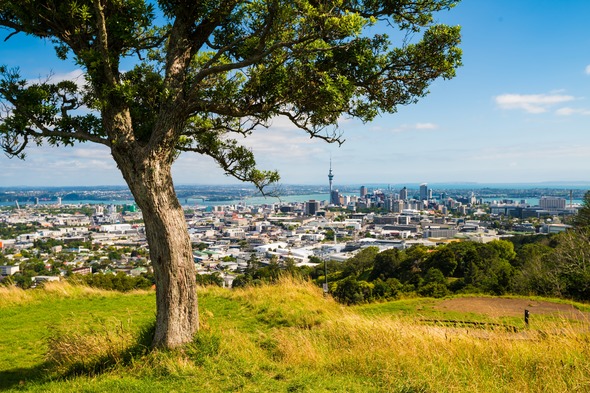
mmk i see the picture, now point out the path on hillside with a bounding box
[434,297,590,321]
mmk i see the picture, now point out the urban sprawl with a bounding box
[0,177,582,289]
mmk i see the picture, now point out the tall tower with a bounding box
[328,159,334,202]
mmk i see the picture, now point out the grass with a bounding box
[1,280,590,392]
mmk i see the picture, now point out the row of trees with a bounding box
[227,228,590,305]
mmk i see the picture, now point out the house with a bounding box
[71,266,92,275]
[0,265,19,275]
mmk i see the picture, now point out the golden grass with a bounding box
[10,278,590,392]
[268,309,590,392]
[0,281,151,308]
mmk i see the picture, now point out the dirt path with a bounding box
[434,297,590,321]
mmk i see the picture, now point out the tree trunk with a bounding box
[113,149,199,349]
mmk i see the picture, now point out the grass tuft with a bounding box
[45,317,146,376]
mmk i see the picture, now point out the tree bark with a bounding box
[113,147,199,349]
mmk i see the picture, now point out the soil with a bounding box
[434,297,590,321]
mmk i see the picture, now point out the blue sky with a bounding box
[1,0,590,187]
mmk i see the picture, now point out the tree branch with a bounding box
[92,0,117,86]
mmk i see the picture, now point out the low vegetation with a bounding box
[230,229,590,306]
[1,279,589,392]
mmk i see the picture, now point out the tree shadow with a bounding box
[0,362,52,390]
[0,321,157,390]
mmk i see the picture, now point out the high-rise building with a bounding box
[539,196,566,210]
[360,186,367,198]
[331,190,340,206]
[305,200,320,216]
[420,183,428,201]
[393,200,404,213]
[400,186,408,200]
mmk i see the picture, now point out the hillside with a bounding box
[1,280,589,392]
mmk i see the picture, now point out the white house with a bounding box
[0,265,19,275]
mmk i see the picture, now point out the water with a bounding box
[0,194,331,208]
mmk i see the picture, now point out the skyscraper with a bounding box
[331,190,341,206]
[360,186,367,198]
[400,186,408,201]
[420,183,428,201]
[305,200,320,216]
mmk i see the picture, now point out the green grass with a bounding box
[1,281,590,392]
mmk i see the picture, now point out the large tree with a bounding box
[0,0,461,348]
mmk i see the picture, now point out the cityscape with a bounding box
[1,160,586,288]
[4,0,590,390]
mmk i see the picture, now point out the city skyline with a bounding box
[2,1,590,186]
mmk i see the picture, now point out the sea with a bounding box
[1,182,588,208]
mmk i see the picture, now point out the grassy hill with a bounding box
[1,280,589,392]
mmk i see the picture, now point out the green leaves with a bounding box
[0,66,105,156]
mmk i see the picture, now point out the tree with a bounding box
[369,248,402,281]
[342,246,378,277]
[0,1,461,348]
[424,246,457,276]
[574,191,590,228]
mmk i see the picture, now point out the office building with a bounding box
[360,186,367,198]
[419,183,428,201]
[399,187,408,200]
[305,200,320,216]
[331,190,340,206]
[539,196,566,210]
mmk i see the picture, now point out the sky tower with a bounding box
[328,159,334,198]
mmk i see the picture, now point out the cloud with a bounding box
[586,65,590,75]
[469,145,590,161]
[28,69,87,90]
[390,123,439,133]
[555,107,590,116]
[495,93,575,113]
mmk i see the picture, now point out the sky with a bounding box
[1,0,590,187]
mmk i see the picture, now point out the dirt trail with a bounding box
[434,297,590,321]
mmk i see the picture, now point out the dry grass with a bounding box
[0,281,147,308]
[7,278,590,392]
[269,309,590,392]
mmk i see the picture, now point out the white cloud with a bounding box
[585,65,590,75]
[29,69,87,89]
[555,107,590,116]
[50,69,86,85]
[469,145,590,161]
[415,123,438,130]
[495,93,575,113]
[390,123,439,133]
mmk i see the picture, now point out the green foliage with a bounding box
[342,246,378,276]
[368,248,403,281]
[0,222,40,238]
[332,276,373,305]
[424,247,457,276]
[195,272,224,287]
[573,190,590,228]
